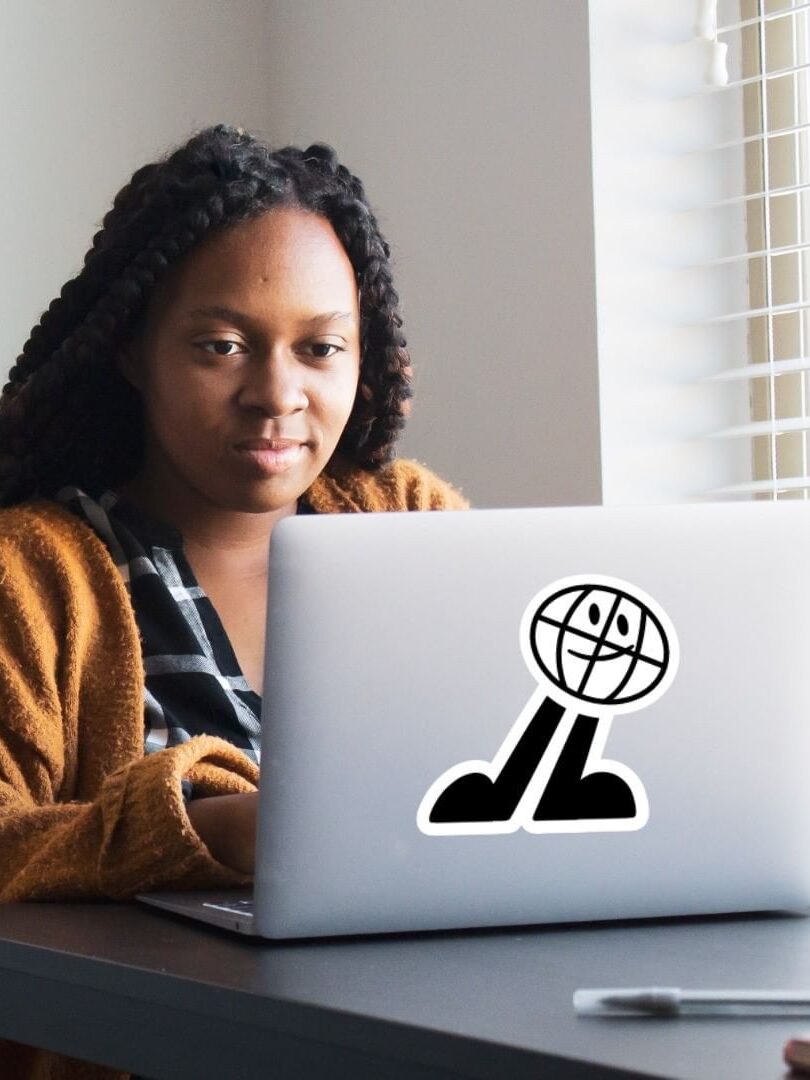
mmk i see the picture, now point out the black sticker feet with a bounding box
[428,771,517,824]
[532,716,637,821]
[428,697,564,824]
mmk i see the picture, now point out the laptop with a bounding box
[138,499,810,938]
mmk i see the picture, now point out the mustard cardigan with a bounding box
[0,456,468,1080]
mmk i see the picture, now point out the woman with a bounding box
[0,124,468,1078]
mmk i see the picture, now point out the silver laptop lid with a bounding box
[255,501,810,938]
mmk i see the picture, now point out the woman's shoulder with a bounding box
[305,456,471,514]
[0,497,123,597]
[0,496,95,548]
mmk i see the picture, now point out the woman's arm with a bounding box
[0,736,259,901]
[0,505,260,901]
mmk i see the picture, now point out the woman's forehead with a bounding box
[191,208,351,276]
[143,208,360,327]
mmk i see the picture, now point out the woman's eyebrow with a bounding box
[186,305,356,326]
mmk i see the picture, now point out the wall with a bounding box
[255,0,602,507]
[3,0,602,509]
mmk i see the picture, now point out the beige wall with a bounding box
[2,0,602,508]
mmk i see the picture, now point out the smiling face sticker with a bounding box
[523,576,678,715]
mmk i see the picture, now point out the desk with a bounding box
[0,904,805,1079]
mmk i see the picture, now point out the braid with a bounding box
[0,124,413,505]
[326,194,412,464]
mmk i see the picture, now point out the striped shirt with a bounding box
[55,485,316,772]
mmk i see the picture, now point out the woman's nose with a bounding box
[239,352,308,417]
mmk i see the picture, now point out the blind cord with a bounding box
[695,0,730,85]
[754,0,780,493]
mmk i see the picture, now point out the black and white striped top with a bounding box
[55,484,316,769]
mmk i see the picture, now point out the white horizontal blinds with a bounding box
[705,0,810,498]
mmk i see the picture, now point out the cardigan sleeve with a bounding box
[0,506,259,902]
[0,738,258,902]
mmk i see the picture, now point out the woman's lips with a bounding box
[233,442,306,475]
[236,438,301,450]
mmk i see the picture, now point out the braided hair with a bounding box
[0,124,413,506]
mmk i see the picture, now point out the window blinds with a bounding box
[702,0,810,498]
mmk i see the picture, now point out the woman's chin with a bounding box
[211,472,316,515]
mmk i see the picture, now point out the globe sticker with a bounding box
[417,575,679,836]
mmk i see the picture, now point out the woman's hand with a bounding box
[185,791,258,875]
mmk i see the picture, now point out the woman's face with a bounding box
[119,207,361,516]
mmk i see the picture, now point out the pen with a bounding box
[573,987,810,1017]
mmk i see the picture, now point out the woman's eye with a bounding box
[309,343,343,360]
[198,340,245,357]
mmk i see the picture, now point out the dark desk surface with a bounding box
[0,903,805,1079]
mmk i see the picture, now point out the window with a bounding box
[708,1,810,498]
[588,0,810,503]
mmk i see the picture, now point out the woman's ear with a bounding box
[116,343,142,390]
